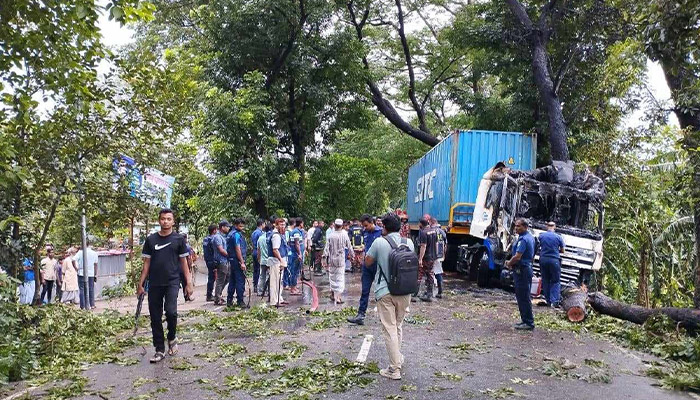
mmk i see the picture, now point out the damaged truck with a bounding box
[406,129,605,288]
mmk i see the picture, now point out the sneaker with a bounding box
[435,293,443,299]
[379,367,401,380]
[206,295,214,302]
[149,351,165,363]
[410,297,417,303]
[514,323,535,331]
[347,314,365,325]
[168,339,179,356]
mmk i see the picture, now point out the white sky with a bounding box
[96,4,678,132]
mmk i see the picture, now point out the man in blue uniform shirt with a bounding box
[538,221,565,307]
[347,214,384,325]
[506,218,536,330]
[226,218,248,308]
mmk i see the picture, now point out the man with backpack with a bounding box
[365,213,417,380]
[348,219,364,273]
[202,224,218,301]
[311,220,326,276]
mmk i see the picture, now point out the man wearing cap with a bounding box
[212,220,230,305]
[538,221,565,308]
[323,219,352,303]
[506,218,536,330]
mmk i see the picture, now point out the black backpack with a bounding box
[378,236,419,295]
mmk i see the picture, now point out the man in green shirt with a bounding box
[365,213,415,380]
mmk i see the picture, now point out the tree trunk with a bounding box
[32,191,62,305]
[505,0,570,162]
[657,59,700,307]
[561,285,587,322]
[288,72,306,214]
[589,292,700,331]
[636,241,650,307]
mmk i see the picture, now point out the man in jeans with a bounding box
[347,214,384,325]
[213,220,230,305]
[73,240,99,310]
[506,218,536,330]
[137,208,193,363]
[251,219,265,294]
[202,224,218,301]
[365,213,414,380]
[538,221,565,307]
[40,248,58,304]
[227,218,248,308]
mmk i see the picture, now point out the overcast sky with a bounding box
[97,4,678,131]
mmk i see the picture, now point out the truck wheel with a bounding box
[477,257,491,288]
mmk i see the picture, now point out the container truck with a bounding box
[406,129,605,288]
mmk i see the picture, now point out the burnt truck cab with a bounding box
[461,161,605,288]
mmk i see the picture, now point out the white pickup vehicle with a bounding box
[463,162,605,288]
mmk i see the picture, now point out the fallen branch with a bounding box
[561,286,587,322]
[588,292,700,331]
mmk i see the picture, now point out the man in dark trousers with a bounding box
[538,221,565,307]
[227,218,248,308]
[506,218,536,330]
[251,219,265,294]
[202,224,218,301]
[417,217,438,302]
[137,208,193,363]
[347,214,384,325]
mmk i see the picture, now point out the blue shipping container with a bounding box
[406,130,536,230]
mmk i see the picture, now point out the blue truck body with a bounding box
[406,130,537,231]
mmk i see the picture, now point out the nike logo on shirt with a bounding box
[154,243,172,250]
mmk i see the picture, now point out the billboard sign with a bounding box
[113,155,175,208]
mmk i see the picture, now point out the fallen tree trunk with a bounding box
[588,292,700,331]
[562,286,587,322]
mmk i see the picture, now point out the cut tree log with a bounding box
[588,292,700,331]
[561,286,588,322]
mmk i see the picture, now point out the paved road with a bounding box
[63,271,694,399]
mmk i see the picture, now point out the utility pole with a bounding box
[78,152,89,309]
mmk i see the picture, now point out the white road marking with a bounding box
[356,334,374,363]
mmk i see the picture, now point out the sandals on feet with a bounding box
[168,339,179,356]
[149,352,165,363]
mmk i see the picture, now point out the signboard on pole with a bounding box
[113,155,175,208]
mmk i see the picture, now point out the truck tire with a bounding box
[477,257,491,288]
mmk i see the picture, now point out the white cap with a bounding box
[334,218,343,226]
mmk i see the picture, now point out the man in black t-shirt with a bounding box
[417,217,438,303]
[138,208,193,363]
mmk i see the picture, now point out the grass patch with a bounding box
[306,307,356,330]
[225,358,377,398]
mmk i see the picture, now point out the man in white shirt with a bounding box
[73,240,99,310]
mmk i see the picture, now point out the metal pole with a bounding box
[81,208,88,309]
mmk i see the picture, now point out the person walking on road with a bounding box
[213,221,230,305]
[226,218,248,308]
[203,224,218,301]
[323,219,352,304]
[40,248,58,304]
[365,213,414,380]
[506,218,536,330]
[431,217,447,299]
[268,218,289,307]
[348,219,364,273]
[347,214,384,325]
[311,221,326,276]
[251,219,265,294]
[73,240,99,310]
[417,218,438,302]
[538,221,565,308]
[137,208,194,363]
